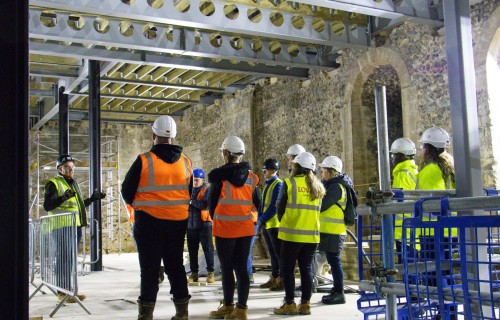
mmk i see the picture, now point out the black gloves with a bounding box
[90,190,106,202]
[61,189,76,201]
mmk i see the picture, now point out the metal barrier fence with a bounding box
[356,189,500,320]
[29,212,91,317]
[79,218,100,276]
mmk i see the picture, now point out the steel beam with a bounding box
[30,0,369,48]
[28,8,337,70]
[29,40,310,79]
[58,84,69,154]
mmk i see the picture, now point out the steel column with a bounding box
[0,1,29,319]
[89,60,103,271]
[443,1,488,317]
[58,84,69,154]
[374,86,396,319]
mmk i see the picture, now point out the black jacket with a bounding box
[121,143,193,208]
[207,162,262,217]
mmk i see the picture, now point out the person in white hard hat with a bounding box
[208,136,262,320]
[286,144,306,173]
[317,155,353,305]
[273,152,325,316]
[121,115,193,320]
[389,138,419,263]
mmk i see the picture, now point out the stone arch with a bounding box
[343,47,416,195]
[474,3,500,188]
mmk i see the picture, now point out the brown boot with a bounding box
[171,295,190,320]
[269,276,285,291]
[298,300,311,315]
[273,301,298,315]
[259,275,277,289]
[224,305,248,320]
[137,300,155,320]
[207,272,215,284]
[188,272,199,283]
[209,300,234,319]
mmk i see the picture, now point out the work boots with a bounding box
[209,300,235,319]
[269,277,284,291]
[224,305,248,320]
[207,272,215,284]
[137,300,155,320]
[321,291,346,305]
[259,275,277,289]
[171,295,191,320]
[273,301,298,315]
[188,272,199,283]
[298,300,311,315]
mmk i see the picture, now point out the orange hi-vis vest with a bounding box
[133,151,192,220]
[197,185,212,222]
[213,171,259,238]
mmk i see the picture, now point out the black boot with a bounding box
[171,295,191,320]
[321,292,345,305]
[138,300,155,320]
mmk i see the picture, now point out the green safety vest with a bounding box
[320,183,347,235]
[278,175,321,244]
[263,177,282,229]
[417,162,457,237]
[392,160,418,241]
[47,176,84,229]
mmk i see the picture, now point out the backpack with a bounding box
[335,181,358,226]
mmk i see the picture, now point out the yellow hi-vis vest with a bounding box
[417,162,457,237]
[278,175,321,243]
[47,176,83,229]
[264,177,282,229]
[392,160,418,241]
[320,183,347,235]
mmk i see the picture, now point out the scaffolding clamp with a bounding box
[369,261,398,297]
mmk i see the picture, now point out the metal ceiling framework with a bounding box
[28,0,443,127]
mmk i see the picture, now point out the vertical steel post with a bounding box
[89,60,103,271]
[374,86,397,319]
[58,83,69,155]
[443,0,488,317]
[0,1,29,318]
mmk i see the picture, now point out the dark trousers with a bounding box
[325,252,343,293]
[215,236,252,307]
[187,226,215,273]
[263,227,281,277]
[280,240,317,303]
[134,210,189,302]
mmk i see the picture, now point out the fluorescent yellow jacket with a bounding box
[320,183,346,235]
[417,162,457,236]
[263,178,282,229]
[47,176,83,229]
[278,175,321,243]
[392,160,418,241]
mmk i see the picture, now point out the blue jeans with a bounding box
[263,227,281,277]
[325,252,343,293]
[133,210,189,302]
[187,226,214,273]
[247,224,258,274]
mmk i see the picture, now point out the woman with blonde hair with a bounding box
[273,152,325,316]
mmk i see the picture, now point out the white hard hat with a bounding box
[390,138,416,156]
[220,135,245,154]
[287,144,306,156]
[152,115,177,138]
[293,152,316,171]
[420,126,450,149]
[319,156,343,172]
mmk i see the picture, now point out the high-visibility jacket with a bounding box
[278,175,321,244]
[213,171,259,238]
[263,177,282,229]
[197,185,212,222]
[417,162,457,236]
[392,160,418,241]
[47,176,85,229]
[133,152,192,220]
[320,183,346,235]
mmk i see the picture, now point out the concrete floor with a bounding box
[29,253,364,319]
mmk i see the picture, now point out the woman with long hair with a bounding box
[273,152,325,316]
